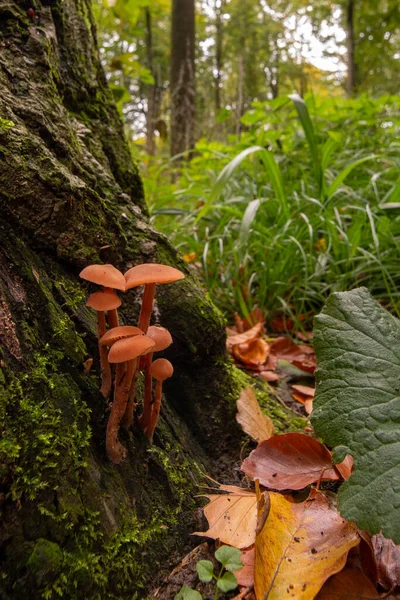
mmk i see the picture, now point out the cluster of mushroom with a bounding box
[80,263,184,464]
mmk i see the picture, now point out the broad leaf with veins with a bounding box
[311,288,400,543]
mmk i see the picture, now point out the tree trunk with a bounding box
[346,0,357,96]
[170,0,196,158]
[214,0,224,114]
[0,1,292,597]
[145,6,156,156]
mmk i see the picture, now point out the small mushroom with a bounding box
[137,326,172,434]
[145,358,173,442]
[107,335,155,464]
[86,290,122,399]
[124,263,184,333]
[80,264,126,329]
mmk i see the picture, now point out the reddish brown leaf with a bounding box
[372,533,400,591]
[315,567,382,599]
[291,384,315,398]
[270,316,295,332]
[334,455,354,480]
[232,338,270,367]
[293,357,317,373]
[269,337,316,373]
[241,433,340,490]
[259,371,280,382]
[236,546,255,588]
[226,322,263,350]
[236,387,274,442]
[242,308,265,330]
[296,331,314,342]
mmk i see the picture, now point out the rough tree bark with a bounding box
[170,0,195,158]
[0,1,292,598]
[346,0,357,96]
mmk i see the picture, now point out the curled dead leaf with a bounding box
[236,387,274,443]
[226,322,263,350]
[232,338,270,368]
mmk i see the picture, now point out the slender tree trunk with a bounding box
[145,6,156,156]
[214,0,224,113]
[236,51,244,138]
[0,1,292,596]
[170,0,196,158]
[346,0,357,96]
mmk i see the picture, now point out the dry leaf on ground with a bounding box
[236,387,274,443]
[371,533,400,591]
[193,484,257,549]
[226,322,263,350]
[315,567,382,599]
[270,337,317,373]
[334,455,354,480]
[255,489,360,599]
[259,370,280,382]
[236,546,255,588]
[232,338,270,368]
[241,433,340,490]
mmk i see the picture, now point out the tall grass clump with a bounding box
[145,94,400,324]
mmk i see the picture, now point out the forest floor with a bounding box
[151,310,316,599]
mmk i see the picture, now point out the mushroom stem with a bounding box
[137,353,153,432]
[106,358,136,464]
[120,368,139,430]
[98,311,112,399]
[107,308,119,329]
[145,379,163,442]
[138,282,157,333]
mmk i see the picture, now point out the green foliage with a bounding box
[149,94,400,321]
[175,587,202,600]
[176,545,242,600]
[311,287,400,543]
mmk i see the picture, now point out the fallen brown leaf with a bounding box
[334,455,354,480]
[255,489,360,599]
[270,337,317,373]
[232,338,270,367]
[259,371,279,382]
[236,546,255,588]
[291,384,315,398]
[236,387,274,443]
[193,483,257,549]
[315,567,382,599]
[226,322,263,350]
[241,433,340,490]
[371,533,400,591]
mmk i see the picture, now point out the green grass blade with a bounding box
[327,155,377,199]
[238,199,261,248]
[289,93,322,196]
[195,146,286,222]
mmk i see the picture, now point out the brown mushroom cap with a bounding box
[86,290,121,311]
[150,358,174,381]
[146,326,173,352]
[125,263,184,290]
[100,326,144,346]
[80,264,126,291]
[108,336,155,364]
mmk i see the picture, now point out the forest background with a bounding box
[94,0,400,323]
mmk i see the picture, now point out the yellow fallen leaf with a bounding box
[236,387,274,443]
[193,483,257,549]
[255,488,360,599]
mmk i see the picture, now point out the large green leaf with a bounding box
[311,288,400,543]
